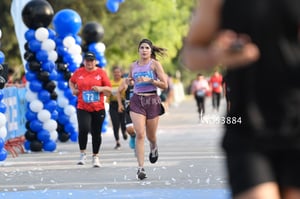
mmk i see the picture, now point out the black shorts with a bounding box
[225,147,300,196]
[125,110,132,125]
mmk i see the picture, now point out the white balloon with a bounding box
[70,113,78,125]
[55,88,64,96]
[68,44,82,55]
[73,54,83,65]
[63,36,75,48]
[64,105,76,116]
[35,27,49,41]
[41,39,56,51]
[47,50,58,62]
[95,42,106,53]
[29,100,44,112]
[0,126,7,139]
[25,90,38,102]
[49,130,58,141]
[0,29,2,39]
[37,109,51,122]
[57,97,69,107]
[43,119,57,132]
[0,113,7,127]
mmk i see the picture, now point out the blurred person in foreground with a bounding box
[182,0,300,199]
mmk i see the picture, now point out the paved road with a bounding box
[0,96,231,199]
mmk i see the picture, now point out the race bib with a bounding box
[111,88,118,96]
[196,90,205,97]
[82,90,100,103]
[213,82,219,88]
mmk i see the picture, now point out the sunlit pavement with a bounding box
[0,96,231,199]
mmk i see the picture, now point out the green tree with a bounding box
[1,0,197,85]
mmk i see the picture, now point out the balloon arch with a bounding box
[0,0,126,159]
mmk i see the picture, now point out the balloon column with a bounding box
[52,9,81,142]
[106,0,126,13]
[22,0,58,152]
[81,21,109,133]
[0,28,8,161]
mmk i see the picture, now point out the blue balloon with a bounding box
[25,62,30,71]
[37,129,50,142]
[58,114,69,125]
[73,35,82,45]
[42,61,55,72]
[56,45,66,56]
[29,39,41,52]
[64,89,73,99]
[51,110,59,120]
[55,37,63,47]
[29,79,43,92]
[36,50,48,62]
[25,110,37,121]
[44,100,57,112]
[68,63,78,73]
[30,119,43,132]
[0,137,4,149]
[0,51,5,64]
[0,102,6,113]
[69,96,77,106]
[88,43,97,52]
[25,29,36,41]
[62,53,73,64]
[25,71,37,81]
[102,126,107,133]
[99,56,107,67]
[106,0,119,13]
[43,140,56,152]
[38,89,51,102]
[48,28,56,39]
[70,131,78,142]
[24,140,31,151]
[65,123,75,134]
[0,90,3,100]
[0,148,7,161]
[52,9,82,37]
[49,70,58,81]
[56,106,64,114]
[57,80,68,90]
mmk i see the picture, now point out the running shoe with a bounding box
[136,168,147,180]
[92,155,101,168]
[149,146,158,164]
[129,135,136,149]
[114,143,121,150]
[77,153,87,165]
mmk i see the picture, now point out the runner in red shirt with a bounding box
[69,52,112,167]
[209,70,223,112]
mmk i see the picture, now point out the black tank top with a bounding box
[221,0,300,149]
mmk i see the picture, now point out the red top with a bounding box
[70,67,111,112]
[209,74,223,93]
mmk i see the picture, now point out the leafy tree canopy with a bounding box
[1,0,197,84]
